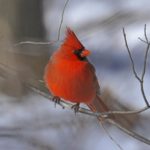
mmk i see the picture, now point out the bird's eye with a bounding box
[73,49,80,55]
[73,48,84,55]
[73,48,87,61]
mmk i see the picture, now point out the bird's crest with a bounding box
[63,27,84,49]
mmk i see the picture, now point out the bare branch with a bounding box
[144,24,149,43]
[141,25,150,81]
[108,119,150,145]
[13,0,70,46]
[123,27,150,107]
[138,24,150,45]
[140,80,150,107]
[57,0,70,41]
[122,28,141,82]
[14,40,58,47]
[28,85,150,145]
[138,37,148,44]
[28,84,150,117]
[105,106,149,115]
[139,25,150,107]
[101,123,124,150]
[141,24,150,81]
[28,85,108,118]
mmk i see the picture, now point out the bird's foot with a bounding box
[52,96,61,107]
[71,103,80,114]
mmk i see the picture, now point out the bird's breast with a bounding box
[44,60,97,104]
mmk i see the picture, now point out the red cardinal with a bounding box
[44,28,108,113]
[43,28,150,144]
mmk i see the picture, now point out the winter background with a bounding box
[0,0,150,150]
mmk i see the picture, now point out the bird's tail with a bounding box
[87,95,150,145]
[88,95,109,113]
[87,95,115,122]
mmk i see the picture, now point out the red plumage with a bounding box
[44,27,108,111]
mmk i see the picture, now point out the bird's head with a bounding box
[61,27,90,61]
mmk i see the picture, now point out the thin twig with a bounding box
[139,25,150,107]
[141,82,149,107]
[123,27,150,107]
[101,123,124,150]
[14,40,58,47]
[141,24,150,81]
[105,106,149,115]
[138,37,148,44]
[14,0,70,46]
[108,119,150,145]
[57,0,70,41]
[122,28,141,82]
[144,24,148,42]
[141,23,149,107]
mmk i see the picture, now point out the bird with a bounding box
[44,27,108,114]
[43,28,150,145]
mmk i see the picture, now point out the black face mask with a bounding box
[73,48,87,61]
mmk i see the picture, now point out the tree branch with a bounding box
[57,0,70,41]
[28,85,108,118]
[28,85,150,145]
[14,0,70,46]
[122,28,141,82]
[123,26,150,107]
[108,119,150,145]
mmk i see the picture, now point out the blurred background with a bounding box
[0,0,150,149]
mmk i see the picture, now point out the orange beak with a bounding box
[81,49,91,57]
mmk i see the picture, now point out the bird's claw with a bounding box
[71,103,80,114]
[52,96,61,107]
